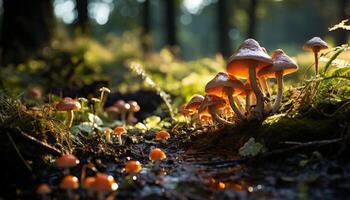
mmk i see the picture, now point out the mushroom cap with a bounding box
[198,95,227,113]
[114,126,126,135]
[105,106,120,113]
[99,87,111,93]
[59,175,79,190]
[56,97,81,111]
[123,103,131,112]
[184,94,205,112]
[149,148,166,161]
[83,177,96,189]
[55,154,80,168]
[155,130,171,141]
[36,183,51,195]
[227,39,273,79]
[178,104,194,116]
[91,98,101,103]
[258,49,299,78]
[90,173,118,193]
[303,37,328,52]
[128,101,140,112]
[205,72,245,97]
[124,160,142,174]
[114,100,125,109]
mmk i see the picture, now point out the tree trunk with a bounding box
[217,0,231,58]
[165,0,177,47]
[74,0,90,35]
[335,0,349,45]
[141,0,151,53]
[247,0,257,38]
[0,0,54,64]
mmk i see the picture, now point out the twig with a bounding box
[6,131,32,172]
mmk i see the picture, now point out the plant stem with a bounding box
[272,71,284,113]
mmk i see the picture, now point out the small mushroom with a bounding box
[105,106,120,119]
[127,100,140,124]
[90,173,118,200]
[124,160,142,174]
[56,97,81,128]
[114,126,126,145]
[303,37,328,76]
[149,148,166,169]
[104,128,113,144]
[258,49,299,113]
[55,154,80,175]
[155,130,171,141]
[59,175,79,199]
[184,95,205,115]
[36,183,51,200]
[227,39,273,119]
[198,95,233,125]
[205,72,246,120]
[99,87,111,111]
[91,98,101,114]
[114,100,127,122]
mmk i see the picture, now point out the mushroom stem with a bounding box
[66,110,74,128]
[272,71,284,113]
[258,76,271,97]
[105,131,111,144]
[127,112,135,124]
[233,96,245,113]
[121,112,126,122]
[208,106,234,126]
[248,65,264,119]
[314,52,319,76]
[245,92,251,113]
[225,88,246,121]
[99,91,108,111]
[117,135,122,145]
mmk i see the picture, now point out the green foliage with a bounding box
[238,138,266,157]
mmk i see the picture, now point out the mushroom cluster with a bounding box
[105,99,140,125]
[181,38,301,124]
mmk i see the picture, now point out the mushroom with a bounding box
[258,49,299,113]
[105,106,120,119]
[149,148,166,169]
[90,173,118,200]
[36,183,51,200]
[114,126,126,145]
[303,37,328,76]
[56,97,81,128]
[155,130,171,141]
[205,72,246,120]
[99,87,111,111]
[91,98,101,114]
[114,100,128,122]
[59,175,79,199]
[124,160,142,174]
[238,82,256,115]
[198,95,234,125]
[104,128,113,144]
[127,100,140,124]
[55,154,80,175]
[227,39,273,119]
[184,94,205,115]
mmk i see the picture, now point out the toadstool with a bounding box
[303,37,328,76]
[114,126,126,145]
[55,154,80,175]
[198,95,233,125]
[124,160,142,174]
[127,100,140,124]
[90,173,118,200]
[56,97,81,128]
[59,175,79,199]
[155,130,171,141]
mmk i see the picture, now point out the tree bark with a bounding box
[165,0,177,46]
[247,0,257,38]
[217,0,231,58]
[0,0,54,64]
[75,0,90,35]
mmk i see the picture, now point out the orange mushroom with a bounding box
[36,183,51,199]
[114,126,126,145]
[127,100,140,124]
[303,37,328,76]
[90,173,118,200]
[227,39,273,119]
[205,72,246,120]
[55,154,80,174]
[184,94,205,115]
[155,130,171,141]
[124,160,142,174]
[258,49,298,113]
[198,95,233,125]
[149,148,166,162]
[56,97,81,127]
[59,175,79,199]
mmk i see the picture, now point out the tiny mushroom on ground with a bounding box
[184,94,205,115]
[205,72,246,120]
[155,130,171,141]
[36,183,51,199]
[90,173,118,200]
[104,128,113,144]
[125,160,143,174]
[99,87,111,110]
[127,100,140,124]
[114,126,126,145]
[303,37,329,76]
[227,38,273,119]
[258,49,299,113]
[56,97,81,128]
[59,175,79,199]
[198,95,233,125]
[55,154,80,174]
[149,148,166,162]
